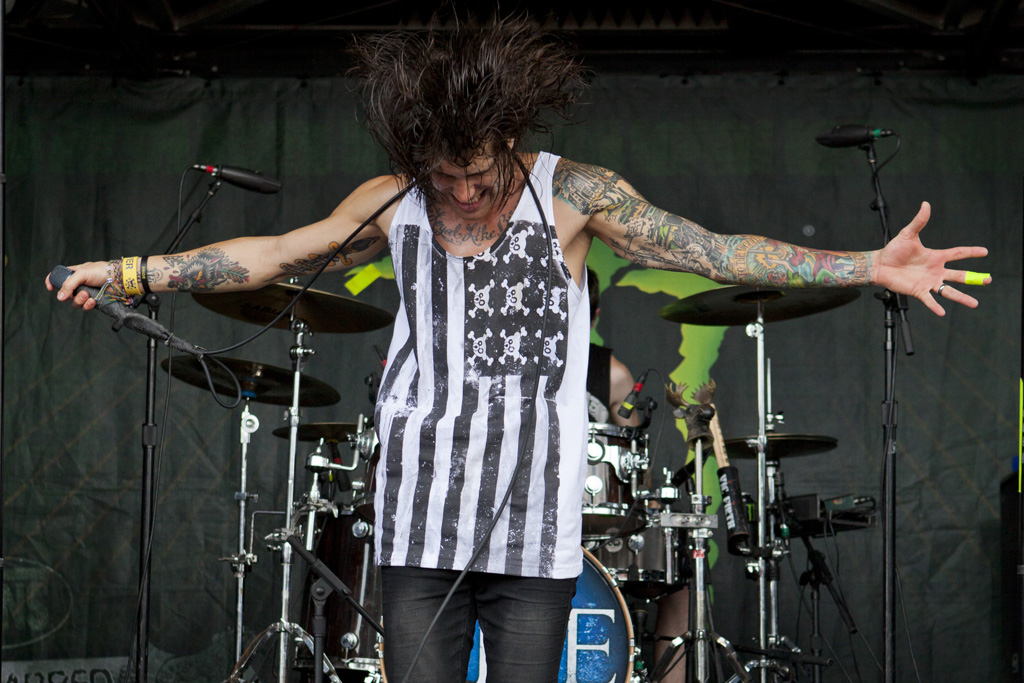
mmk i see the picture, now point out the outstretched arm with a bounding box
[554,160,989,314]
[46,175,402,310]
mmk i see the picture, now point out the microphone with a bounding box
[815,125,896,148]
[617,369,648,419]
[192,164,282,194]
[49,265,204,359]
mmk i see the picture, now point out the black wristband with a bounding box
[139,256,153,295]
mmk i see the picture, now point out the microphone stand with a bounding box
[0,1,7,655]
[134,179,223,682]
[860,140,912,683]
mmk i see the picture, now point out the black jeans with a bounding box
[381,566,577,683]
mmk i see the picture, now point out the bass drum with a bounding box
[301,509,382,680]
[380,549,635,683]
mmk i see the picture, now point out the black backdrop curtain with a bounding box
[2,72,1021,681]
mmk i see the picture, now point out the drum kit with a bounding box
[157,281,870,683]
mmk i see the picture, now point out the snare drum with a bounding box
[582,423,648,537]
[380,549,635,683]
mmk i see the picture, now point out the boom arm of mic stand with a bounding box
[284,535,384,636]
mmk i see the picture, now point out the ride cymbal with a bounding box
[161,356,340,407]
[193,283,394,333]
[659,285,860,326]
[723,433,838,459]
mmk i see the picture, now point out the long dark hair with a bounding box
[350,15,587,204]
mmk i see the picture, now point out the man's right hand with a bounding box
[45,261,114,310]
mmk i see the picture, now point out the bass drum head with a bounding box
[379,549,634,682]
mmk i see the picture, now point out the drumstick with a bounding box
[709,402,752,554]
[709,405,730,469]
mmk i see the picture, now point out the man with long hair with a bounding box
[47,16,989,683]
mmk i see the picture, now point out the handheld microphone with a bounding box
[815,125,896,148]
[49,265,205,359]
[192,164,282,194]
[617,369,648,419]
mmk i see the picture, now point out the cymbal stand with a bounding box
[743,308,794,682]
[219,396,261,661]
[276,315,314,683]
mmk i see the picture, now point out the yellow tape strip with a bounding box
[345,263,381,296]
[964,271,990,286]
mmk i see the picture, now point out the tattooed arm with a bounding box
[554,159,989,315]
[47,175,399,309]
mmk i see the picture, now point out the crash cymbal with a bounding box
[659,285,860,326]
[272,422,359,442]
[160,356,340,407]
[724,433,838,459]
[192,283,394,333]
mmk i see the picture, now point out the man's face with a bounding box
[430,149,505,221]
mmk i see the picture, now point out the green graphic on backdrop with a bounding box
[587,240,729,568]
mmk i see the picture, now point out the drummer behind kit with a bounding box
[151,281,882,683]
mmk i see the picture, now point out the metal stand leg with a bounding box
[220,399,261,662]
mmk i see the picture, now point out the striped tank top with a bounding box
[373,152,590,579]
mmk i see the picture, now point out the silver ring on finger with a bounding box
[936,284,948,295]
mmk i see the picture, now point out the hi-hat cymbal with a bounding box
[161,356,340,407]
[659,286,860,326]
[272,422,359,442]
[193,283,394,333]
[724,433,838,459]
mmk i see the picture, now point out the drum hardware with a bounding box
[160,353,344,663]
[224,399,261,662]
[661,287,859,683]
[186,280,389,679]
[299,448,344,550]
[583,423,652,536]
[657,382,746,683]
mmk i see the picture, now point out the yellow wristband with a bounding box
[122,256,144,296]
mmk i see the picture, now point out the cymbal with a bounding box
[160,356,340,407]
[723,433,838,459]
[272,422,360,442]
[659,286,860,326]
[192,283,394,333]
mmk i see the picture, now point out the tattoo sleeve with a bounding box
[163,247,250,292]
[554,159,873,287]
[269,236,382,281]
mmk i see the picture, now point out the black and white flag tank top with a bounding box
[373,152,590,579]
